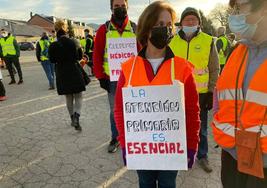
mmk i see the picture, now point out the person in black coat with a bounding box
[49,20,85,131]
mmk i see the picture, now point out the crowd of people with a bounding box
[1,0,267,187]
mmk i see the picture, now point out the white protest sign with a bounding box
[122,84,187,170]
[107,38,137,81]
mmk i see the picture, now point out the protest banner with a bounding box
[122,83,187,170]
[107,38,137,81]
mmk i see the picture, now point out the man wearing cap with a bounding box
[0,29,23,85]
[169,7,219,173]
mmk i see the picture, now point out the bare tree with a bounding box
[209,3,232,33]
[199,10,216,36]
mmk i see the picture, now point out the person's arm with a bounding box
[13,39,20,57]
[208,40,220,93]
[114,71,126,148]
[85,38,92,54]
[184,72,200,151]
[0,44,3,58]
[36,42,41,62]
[93,24,109,79]
[213,88,219,115]
[48,43,56,64]
[216,39,223,53]
[72,38,83,61]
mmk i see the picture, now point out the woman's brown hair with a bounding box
[137,1,176,46]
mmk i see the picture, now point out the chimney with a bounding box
[30,12,33,18]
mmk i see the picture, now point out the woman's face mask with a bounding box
[228,13,264,39]
[149,26,173,49]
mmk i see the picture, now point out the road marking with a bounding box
[0,156,47,181]
[97,167,128,188]
[0,94,56,109]
[93,140,110,151]
[0,92,106,128]
[0,140,110,182]
[0,85,101,110]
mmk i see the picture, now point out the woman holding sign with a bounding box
[114,1,200,187]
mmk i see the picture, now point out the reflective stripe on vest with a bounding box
[0,36,16,57]
[213,120,267,137]
[194,67,209,75]
[218,88,267,106]
[104,21,136,76]
[213,44,267,152]
[169,32,212,93]
[218,36,228,65]
[39,40,50,61]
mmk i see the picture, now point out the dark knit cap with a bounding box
[180,7,201,23]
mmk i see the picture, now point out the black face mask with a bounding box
[149,26,173,49]
[113,7,127,21]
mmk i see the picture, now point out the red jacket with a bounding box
[114,47,201,152]
[93,16,140,80]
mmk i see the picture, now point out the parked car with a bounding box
[18,42,35,51]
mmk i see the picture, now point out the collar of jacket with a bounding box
[56,30,67,38]
[138,45,175,62]
[178,28,200,42]
[110,16,129,34]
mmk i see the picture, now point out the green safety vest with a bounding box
[39,39,50,61]
[87,38,93,53]
[80,39,86,49]
[0,36,16,57]
[218,36,228,65]
[80,38,93,53]
[103,21,136,76]
[169,32,213,93]
[50,37,56,43]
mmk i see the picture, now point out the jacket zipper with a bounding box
[186,41,190,60]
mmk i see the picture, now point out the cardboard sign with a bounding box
[107,37,137,81]
[122,83,187,170]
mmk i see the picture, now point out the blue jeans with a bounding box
[41,60,55,87]
[137,170,178,188]
[108,81,118,140]
[197,93,208,159]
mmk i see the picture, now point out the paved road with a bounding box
[0,52,223,188]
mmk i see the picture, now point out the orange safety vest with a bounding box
[121,56,194,87]
[212,44,267,153]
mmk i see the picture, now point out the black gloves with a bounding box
[99,79,110,93]
[206,92,213,111]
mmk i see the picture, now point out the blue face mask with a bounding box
[182,26,198,35]
[228,14,264,39]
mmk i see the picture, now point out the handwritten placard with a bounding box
[122,83,187,170]
[107,37,137,81]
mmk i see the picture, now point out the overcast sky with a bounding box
[0,0,229,24]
